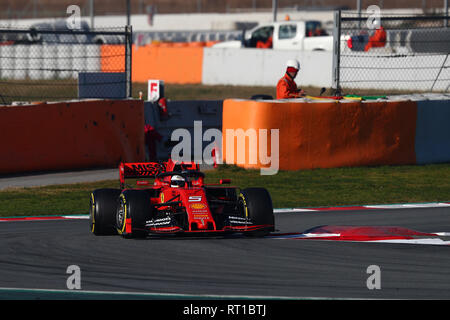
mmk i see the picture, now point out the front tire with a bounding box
[90,189,121,235]
[116,190,154,238]
[239,188,275,237]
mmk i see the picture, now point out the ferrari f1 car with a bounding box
[89,159,275,238]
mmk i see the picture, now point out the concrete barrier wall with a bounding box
[202,48,449,91]
[222,97,450,171]
[8,43,444,91]
[222,99,418,171]
[143,96,450,171]
[98,44,333,87]
[0,99,145,174]
[6,43,330,87]
[145,100,223,161]
[6,96,446,175]
[0,44,101,80]
[100,45,125,73]
[130,46,446,91]
[202,48,333,88]
[132,44,204,84]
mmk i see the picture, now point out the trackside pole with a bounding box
[332,10,341,95]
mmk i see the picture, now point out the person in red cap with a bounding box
[276,59,305,99]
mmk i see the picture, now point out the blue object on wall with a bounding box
[415,99,450,164]
[78,72,126,99]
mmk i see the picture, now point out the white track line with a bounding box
[276,202,450,213]
[1,201,449,222]
[0,286,346,300]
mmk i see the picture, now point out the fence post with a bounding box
[125,25,133,98]
[431,53,449,92]
[332,10,341,95]
[445,0,448,27]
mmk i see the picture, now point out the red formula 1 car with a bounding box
[89,159,275,238]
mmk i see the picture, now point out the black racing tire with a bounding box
[239,188,275,237]
[116,190,154,238]
[90,188,121,236]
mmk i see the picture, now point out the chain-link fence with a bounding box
[0,24,132,104]
[1,0,448,17]
[332,11,450,95]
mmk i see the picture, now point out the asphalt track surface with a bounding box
[0,168,117,190]
[0,165,213,190]
[0,206,449,299]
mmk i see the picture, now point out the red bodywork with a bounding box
[118,160,272,235]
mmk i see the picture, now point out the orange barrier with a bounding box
[222,99,417,171]
[100,45,125,72]
[0,100,145,174]
[205,41,220,47]
[146,41,208,48]
[131,44,203,84]
[100,44,203,84]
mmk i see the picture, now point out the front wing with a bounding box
[144,215,273,235]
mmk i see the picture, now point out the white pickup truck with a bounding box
[213,20,333,51]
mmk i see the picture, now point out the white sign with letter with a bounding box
[147,80,164,102]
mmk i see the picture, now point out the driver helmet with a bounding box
[286,59,300,74]
[170,175,186,188]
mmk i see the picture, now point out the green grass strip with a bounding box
[0,164,449,217]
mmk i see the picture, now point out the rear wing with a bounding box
[119,162,165,188]
[119,160,200,188]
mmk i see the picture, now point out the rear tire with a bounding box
[239,188,275,237]
[116,190,154,238]
[90,189,121,236]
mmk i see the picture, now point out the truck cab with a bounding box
[213,20,332,51]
